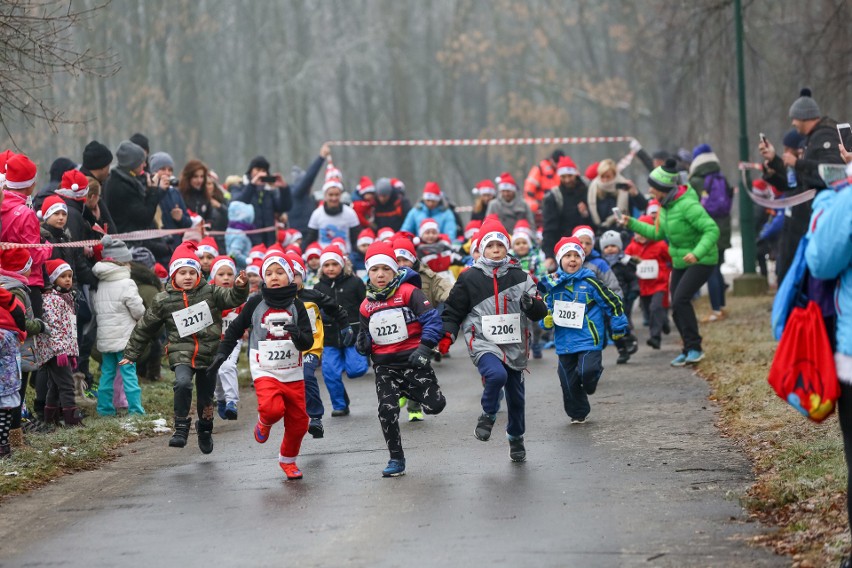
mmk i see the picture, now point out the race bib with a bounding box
[221,312,238,335]
[636,260,660,280]
[482,313,522,344]
[172,302,213,338]
[257,340,301,371]
[552,300,585,329]
[369,308,409,345]
[307,308,318,334]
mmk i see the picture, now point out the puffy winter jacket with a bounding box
[313,271,365,348]
[689,152,732,251]
[418,263,453,306]
[298,286,349,357]
[442,259,547,371]
[584,250,623,298]
[36,290,78,362]
[0,190,52,287]
[627,186,719,269]
[91,262,146,353]
[104,168,160,234]
[124,278,249,368]
[624,238,672,299]
[538,267,628,354]
[401,201,457,240]
[485,194,536,234]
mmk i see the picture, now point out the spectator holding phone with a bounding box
[230,156,292,246]
[586,159,647,232]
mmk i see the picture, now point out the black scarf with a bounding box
[323,203,343,216]
[366,270,405,301]
[260,283,298,308]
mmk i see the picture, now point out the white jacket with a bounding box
[91,262,146,353]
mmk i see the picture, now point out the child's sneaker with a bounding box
[646,336,661,350]
[662,321,671,335]
[408,410,424,422]
[508,436,526,462]
[616,350,630,365]
[217,400,228,420]
[382,458,406,477]
[279,461,303,480]
[254,420,271,443]
[670,353,688,367]
[474,413,496,441]
[685,350,705,364]
[702,311,725,323]
[224,401,238,420]
[531,342,542,359]
[331,407,350,417]
[570,417,586,425]
[308,417,324,438]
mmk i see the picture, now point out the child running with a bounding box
[355,241,446,477]
[624,216,673,349]
[539,237,628,424]
[442,218,547,462]
[121,242,249,453]
[209,252,314,479]
[209,255,243,420]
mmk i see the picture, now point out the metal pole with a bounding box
[735,0,756,274]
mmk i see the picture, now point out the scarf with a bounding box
[588,174,630,226]
[260,283,298,308]
[480,256,509,269]
[323,203,343,216]
[228,221,255,231]
[366,270,405,301]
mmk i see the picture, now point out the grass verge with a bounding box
[696,295,848,567]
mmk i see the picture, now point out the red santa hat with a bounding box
[46,258,72,284]
[473,179,497,197]
[55,169,89,201]
[288,229,303,243]
[285,252,306,279]
[751,179,780,199]
[464,220,482,240]
[209,255,236,279]
[196,236,219,258]
[4,154,37,190]
[331,237,347,255]
[584,162,599,181]
[357,228,376,247]
[392,237,417,264]
[319,245,344,268]
[418,218,440,237]
[646,199,661,215]
[169,242,203,277]
[477,217,511,253]
[495,172,517,192]
[556,155,579,177]
[262,251,294,282]
[512,219,535,243]
[39,196,68,221]
[284,244,302,256]
[376,227,396,242]
[153,262,168,282]
[422,181,442,202]
[248,243,267,262]
[303,242,322,261]
[572,225,596,244]
[365,241,399,272]
[554,236,586,265]
[246,258,262,276]
[0,149,15,176]
[0,247,32,275]
[391,178,405,193]
[356,176,376,195]
[322,161,344,193]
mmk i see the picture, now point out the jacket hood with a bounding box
[416,201,447,214]
[661,185,690,208]
[0,189,27,214]
[688,152,721,176]
[540,266,595,291]
[0,272,27,288]
[399,266,423,288]
[93,261,131,281]
[227,200,255,224]
[130,261,163,290]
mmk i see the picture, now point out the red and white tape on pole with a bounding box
[0,226,277,249]
[326,135,636,147]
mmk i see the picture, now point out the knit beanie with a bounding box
[46,259,72,284]
[375,177,394,198]
[647,159,680,192]
[782,128,807,150]
[149,152,174,174]
[82,140,113,170]
[116,141,145,171]
[48,157,76,182]
[422,181,442,202]
[39,196,67,221]
[365,241,399,272]
[692,144,713,159]
[246,155,271,176]
[556,155,579,176]
[392,237,417,264]
[599,230,623,251]
[554,236,585,265]
[100,234,133,263]
[319,245,344,268]
[55,170,90,201]
[0,248,32,274]
[477,217,511,253]
[210,255,236,279]
[788,88,821,120]
[130,246,156,268]
[4,154,37,190]
[129,133,150,154]
[196,237,219,258]
[169,242,202,277]
[495,172,517,192]
[572,225,596,245]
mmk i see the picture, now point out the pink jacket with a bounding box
[0,190,52,287]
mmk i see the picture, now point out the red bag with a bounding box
[768,301,839,422]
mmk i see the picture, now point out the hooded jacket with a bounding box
[541,179,593,259]
[374,189,411,232]
[313,270,365,348]
[484,194,536,234]
[401,201,458,240]
[1,190,52,287]
[442,258,547,371]
[225,200,256,270]
[689,151,732,251]
[91,262,146,353]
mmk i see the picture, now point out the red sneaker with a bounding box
[254,421,270,444]
[279,461,303,480]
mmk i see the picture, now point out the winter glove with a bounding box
[407,344,433,369]
[206,353,228,382]
[611,329,627,341]
[629,138,642,153]
[56,354,69,367]
[355,331,372,356]
[340,326,355,347]
[520,292,534,312]
[438,332,453,355]
[69,356,77,369]
[282,323,304,343]
[543,312,554,330]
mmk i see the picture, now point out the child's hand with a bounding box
[118,358,132,366]
[543,312,554,329]
[234,270,248,287]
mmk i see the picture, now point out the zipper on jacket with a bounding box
[492,268,500,315]
[184,291,199,368]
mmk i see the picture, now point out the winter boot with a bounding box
[169,417,191,448]
[475,413,497,441]
[196,419,214,454]
[0,444,10,459]
[73,372,96,408]
[62,407,84,427]
[44,406,61,427]
[508,436,526,462]
[8,428,24,449]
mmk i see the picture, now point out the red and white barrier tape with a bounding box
[738,161,763,171]
[0,225,277,249]
[327,136,636,147]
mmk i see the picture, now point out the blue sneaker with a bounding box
[685,350,705,364]
[224,401,238,420]
[382,458,406,477]
[670,353,688,367]
[531,342,542,359]
[217,401,227,420]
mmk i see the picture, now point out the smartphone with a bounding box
[615,182,630,191]
[260,174,278,183]
[612,207,624,222]
[759,132,768,145]
[837,123,852,152]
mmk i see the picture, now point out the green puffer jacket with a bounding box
[627,187,719,270]
[124,279,249,369]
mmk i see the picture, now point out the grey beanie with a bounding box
[100,235,133,263]
[115,141,146,171]
[789,88,821,120]
[148,152,174,174]
[600,230,623,251]
[375,177,393,197]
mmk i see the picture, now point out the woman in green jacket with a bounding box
[620,159,719,367]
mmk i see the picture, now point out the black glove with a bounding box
[355,331,372,356]
[407,344,433,368]
[282,323,303,343]
[340,326,355,347]
[206,353,228,382]
[520,292,534,312]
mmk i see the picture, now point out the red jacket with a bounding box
[1,190,52,287]
[624,238,672,303]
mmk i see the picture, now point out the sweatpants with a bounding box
[321,345,369,411]
[669,264,714,353]
[215,340,242,405]
[44,358,76,409]
[557,351,603,421]
[97,351,144,416]
[476,353,525,438]
[173,364,215,419]
[375,364,446,460]
[640,292,669,340]
[254,377,309,460]
[303,354,324,419]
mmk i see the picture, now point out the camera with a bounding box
[168,176,179,187]
[615,183,630,191]
[260,174,278,184]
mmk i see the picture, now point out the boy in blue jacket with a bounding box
[539,236,628,424]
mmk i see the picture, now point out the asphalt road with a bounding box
[0,329,784,567]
